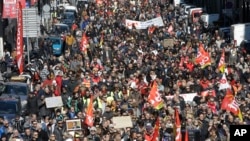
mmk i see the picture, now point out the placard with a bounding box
[163,39,174,48]
[113,116,133,129]
[45,96,63,108]
[165,93,197,102]
[66,119,82,131]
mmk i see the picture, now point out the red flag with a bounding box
[145,117,160,141]
[207,101,217,113]
[221,89,234,110]
[80,33,88,53]
[148,26,156,35]
[175,109,182,141]
[2,0,26,18]
[84,96,94,127]
[195,43,211,68]
[96,0,103,6]
[201,89,216,97]
[218,49,226,73]
[148,81,163,110]
[220,89,242,121]
[185,129,189,141]
[179,57,184,70]
[16,2,24,74]
[152,117,160,140]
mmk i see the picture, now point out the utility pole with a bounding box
[0,0,4,59]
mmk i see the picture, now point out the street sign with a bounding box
[22,8,40,37]
[44,12,51,19]
[43,4,50,12]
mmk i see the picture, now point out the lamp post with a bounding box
[0,0,4,59]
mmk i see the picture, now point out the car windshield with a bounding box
[0,102,17,114]
[4,84,28,95]
[63,13,75,20]
[50,39,61,44]
[65,9,76,13]
[54,25,69,34]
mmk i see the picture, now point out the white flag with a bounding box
[219,73,231,90]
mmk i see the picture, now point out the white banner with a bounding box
[166,93,197,102]
[125,17,165,29]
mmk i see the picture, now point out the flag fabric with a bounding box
[96,0,103,6]
[16,2,24,74]
[148,26,156,35]
[207,101,217,113]
[168,25,173,34]
[148,81,164,110]
[201,89,216,97]
[145,117,160,141]
[195,43,211,69]
[152,117,160,140]
[185,129,189,141]
[2,0,26,18]
[99,33,104,47]
[179,57,184,70]
[84,96,94,127]
[218,49,226,73]
[80,33,89,54]
[219,73,231,90]
[238,109,243,122]
[221,89,234,109]
[175,109,182,141]
[221,89,243,121]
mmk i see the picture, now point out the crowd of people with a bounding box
[1,0,250,141]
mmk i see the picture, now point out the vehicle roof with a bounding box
[64,5,77,10]
[63,12,75,15]
[242,40,250,43]
[184,5,195,8]
[0,96,20,102]
[47,36,62,39]
[54,23,69,27]
[231,23,250,26]
[4,82,28,86]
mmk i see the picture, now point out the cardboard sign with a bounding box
[113,116,133,129]
[163,39,174,48]
[45,96,63,108]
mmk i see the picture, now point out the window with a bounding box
[4,85,28,95]
[0,102,17,114]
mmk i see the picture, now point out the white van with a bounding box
[173,0,184,7]
[184,5,196,15]
[188,7,203,24]
[230,23,250,46]
[64,5,78,14]
[200,14,219,26]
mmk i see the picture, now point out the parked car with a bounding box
[0,96,23,121]
[0,81,29,109]
[62,12,77,27]
[46,36,64,56]
[51,23,70,35]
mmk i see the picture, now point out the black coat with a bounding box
[27,95,39,115]
[38,129,49,141]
